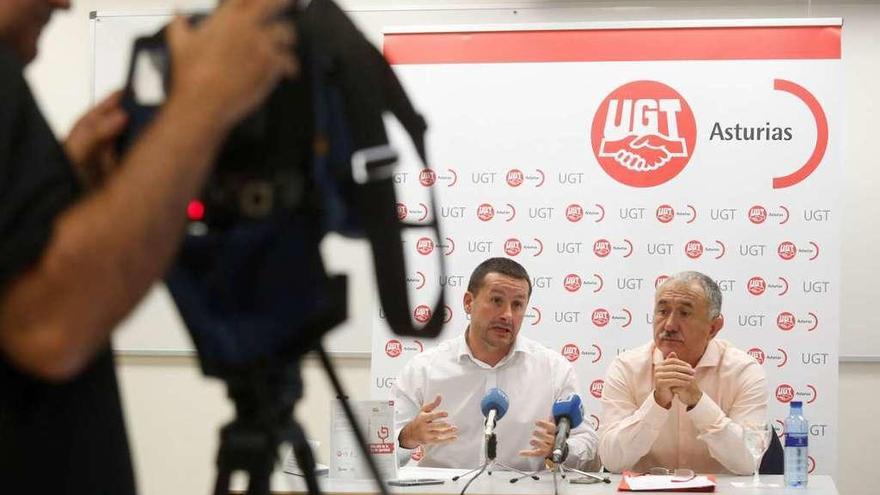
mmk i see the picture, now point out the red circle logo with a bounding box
[477,203,495,222]
[777,312,796,331]
[685,240,704,259]
[416,237,434,256]
[593,239,611,258]
[506,169,524,187]
[592,308,610,327]
[566,204,584,222]
[590,379,605,398]
[591,81,697,188]
[504,238,522,257]
[748,276,767,296]
[778,241,797,260]
[562,344,580,362]
[385,340,403,358]
[563,274,582,292]
[776,384,795,403]
[655,275,670,289]
[396,203,408,221]
[747,347,766,364]
[413,305,432,324]
[656,204,675,223]
[749,205,768,224]
[418,169,436,187]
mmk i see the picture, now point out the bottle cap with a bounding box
[790,401,803,408]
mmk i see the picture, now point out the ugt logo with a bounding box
[591,81,697,187]
[561,343,580,362]
[385,340,403,358]
[590,379,605,399]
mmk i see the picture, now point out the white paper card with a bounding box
[329,400,398,480]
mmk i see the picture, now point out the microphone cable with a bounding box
[459,463,487,495]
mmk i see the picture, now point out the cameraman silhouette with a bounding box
[0,1,298,492]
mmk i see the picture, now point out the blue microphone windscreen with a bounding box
[480,388,510,420]
[552,394,584,427]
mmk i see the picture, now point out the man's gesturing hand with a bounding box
[399,395,458,449]
[518,418,556,458]
[654,352,703,409]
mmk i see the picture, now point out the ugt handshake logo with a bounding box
[592,81,697,187]
[600,133,686,172]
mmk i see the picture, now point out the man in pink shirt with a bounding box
[598,271,768,475]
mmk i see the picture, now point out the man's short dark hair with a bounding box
[467,257,532,297]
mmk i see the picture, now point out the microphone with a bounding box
[480,388,510,437]
[550,394,584,464]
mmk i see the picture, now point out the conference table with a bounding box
[231,466,839,494]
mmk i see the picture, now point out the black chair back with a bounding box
[759,430,784,475]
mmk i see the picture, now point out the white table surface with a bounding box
[231,466,838,494]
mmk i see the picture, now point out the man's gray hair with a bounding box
[659,271,723,319]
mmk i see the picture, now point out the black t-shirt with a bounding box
[0,47,136,494]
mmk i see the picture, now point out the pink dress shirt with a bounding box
[598,339,767,475]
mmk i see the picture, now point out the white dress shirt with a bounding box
[392,332,598,471]
[598,339,768,475]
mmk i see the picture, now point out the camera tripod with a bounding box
[212,345,392,495]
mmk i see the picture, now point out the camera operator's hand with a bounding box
[64,90,128,189]
[166,0,299,131]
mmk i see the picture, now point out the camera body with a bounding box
[118,0,445,377]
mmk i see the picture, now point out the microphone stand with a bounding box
[556,464,611,483]
[452,433,537,495]
[509,460,610,485]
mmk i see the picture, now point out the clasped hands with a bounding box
[653,352,703,409]
[399,395,558,458]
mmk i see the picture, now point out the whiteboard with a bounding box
[93,3,879,359]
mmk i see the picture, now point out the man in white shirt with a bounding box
[598,271,768,475]
[392,257,598,471]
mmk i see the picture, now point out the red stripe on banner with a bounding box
[384,26,841,64]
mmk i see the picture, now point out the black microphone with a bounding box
[550,394,584,464]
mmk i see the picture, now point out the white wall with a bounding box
[22,1,880,494]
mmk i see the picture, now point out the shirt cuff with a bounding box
[640,392,672,429]
[686,393,725,432]
[396,429,415,466]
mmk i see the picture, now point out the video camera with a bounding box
[117,1,446,493]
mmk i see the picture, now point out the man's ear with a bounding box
[708,314,724,339]
[463,291,474,314]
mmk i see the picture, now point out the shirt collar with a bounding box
[458,327,532,368]
[694,339,722,368]
[651,339,722,368]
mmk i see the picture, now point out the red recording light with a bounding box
[187,200,205,221]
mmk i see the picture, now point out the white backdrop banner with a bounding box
[369,20,841,475]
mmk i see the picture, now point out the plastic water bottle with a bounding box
[784,401,809,487]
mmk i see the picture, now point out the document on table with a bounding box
[619,472,716,492]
